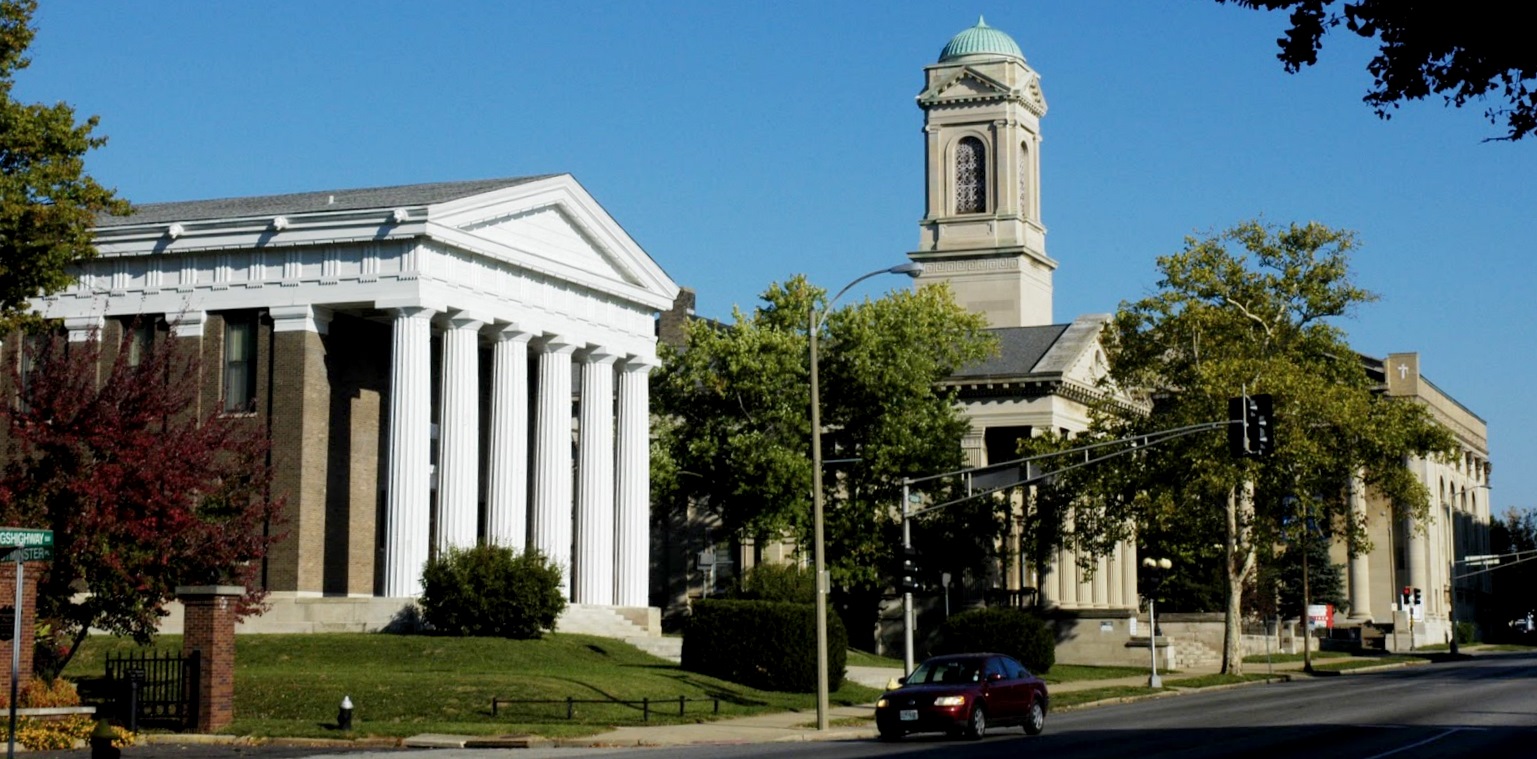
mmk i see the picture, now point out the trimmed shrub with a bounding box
[682,599,846,692]
[932,607,1056,674]
[420,545,567,639]
[732,563,815,603]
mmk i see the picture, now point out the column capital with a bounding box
[63,315,102,342]
[621,355,661,372]
[535,334,579,355]
[269,304,333,335]
[387,305,436,321]
[578,347,623,366]
[491,324,536,344]
[168,310,208,338]
[439,310,488,332]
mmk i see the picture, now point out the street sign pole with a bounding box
[7,555,21,759]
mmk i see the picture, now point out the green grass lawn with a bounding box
[1163,673,1280,688]
[1043,664,1152,683]
[1052,685,1159,708]
[1240,650,1349,664]
[62,633,880,740]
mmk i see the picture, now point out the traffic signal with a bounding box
[1227,393,1276,458]
[899,546,925,594]
[1401,586,1411,607]
[1413,587,1422,606]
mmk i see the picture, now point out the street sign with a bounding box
[0,528,51,548]
[0,547,50,563]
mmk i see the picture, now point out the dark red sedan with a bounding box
[874,652,1048,740]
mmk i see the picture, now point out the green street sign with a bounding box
[0,546,50,562]
[0,528,51,548]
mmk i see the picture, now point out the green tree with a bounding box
[1100,220,1455,674]
[0,0,127,331]
[1219,0,1537,140]
[652,277,996,610]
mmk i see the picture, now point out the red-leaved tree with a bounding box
[0,327,283,673]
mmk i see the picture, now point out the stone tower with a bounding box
[909,18,1055,328]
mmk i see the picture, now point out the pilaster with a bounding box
[266,305,333,593]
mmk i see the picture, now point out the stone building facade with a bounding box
[30,175,678,634]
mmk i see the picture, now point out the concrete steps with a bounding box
[625,635,683,662]
[557,604,656,639]
[1173,637,1224,670]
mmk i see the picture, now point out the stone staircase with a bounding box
[558,604,657,639]
[1172,636,1224,670]
[625,635,683,662]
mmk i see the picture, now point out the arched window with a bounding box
[1019,142,1031,218]
[955,137,987,213]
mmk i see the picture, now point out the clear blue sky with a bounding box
[18,2,1535,513]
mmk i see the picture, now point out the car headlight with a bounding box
[876,698,889,708]
[933,695,967,706]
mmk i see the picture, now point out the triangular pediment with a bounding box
[919,67,1011,104]
[428,175,678,311]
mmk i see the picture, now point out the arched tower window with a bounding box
[955,137,987,213]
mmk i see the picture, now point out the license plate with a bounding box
[900,709,918,721]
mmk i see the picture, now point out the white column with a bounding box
[532,336,578,598]
[615,357,655,607]
[63,315,102,342]
[1108,546,1124,609]
[1092,555,1109,608]
[574,349,620,605]
[436,314,484,553]
[486,327,532,550]
[385,307,435,597]
[1121,539,1139,609]
[1347,472,1372,620]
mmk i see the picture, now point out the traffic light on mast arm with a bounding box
[1227,393,1276,458]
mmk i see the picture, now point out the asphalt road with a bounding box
[28,651,1537,759]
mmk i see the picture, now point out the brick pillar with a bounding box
[177,585,242,732]
[0,562,39,697]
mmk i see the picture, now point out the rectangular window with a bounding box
[125,318,156,367]
[223,316,257,413]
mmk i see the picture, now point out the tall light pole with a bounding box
[1143,556,1172,688]
[810,261,924,730]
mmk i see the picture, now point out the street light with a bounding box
[1142,556,1172,688]
[810,261,924,731]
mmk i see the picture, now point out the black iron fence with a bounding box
[490,695,719,722]
[103,649,200,731]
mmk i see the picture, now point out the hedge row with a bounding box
[682,599,846,692]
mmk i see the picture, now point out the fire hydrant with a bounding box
[338,695,354,731]
[89,719,120,759]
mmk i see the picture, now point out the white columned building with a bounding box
[39,175,679,634]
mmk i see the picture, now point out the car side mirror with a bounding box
[987,672,1004,682]
[897,676,907,685]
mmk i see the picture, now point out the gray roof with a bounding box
[951,324,1070,379]
[97,175,558,227]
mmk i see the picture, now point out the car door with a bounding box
[981,656,1021,721]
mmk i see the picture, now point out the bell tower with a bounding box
[909,18,1054,328]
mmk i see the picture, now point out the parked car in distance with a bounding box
[874,652,1048,741]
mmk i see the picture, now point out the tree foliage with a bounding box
[0,0,127,332]
[0,330,282,673]
[1220,0,1537,140]
[652,277,996,594]
[1099,220,1456,673]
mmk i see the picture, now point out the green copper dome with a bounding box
[938,16,1024,62]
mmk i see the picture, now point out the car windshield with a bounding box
[909,658,982,685]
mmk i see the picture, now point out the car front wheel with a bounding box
[1024,698,1046,736]
[965,705,987,740]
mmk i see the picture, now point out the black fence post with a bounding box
[565,697,573,720]
[642,697,649,722]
